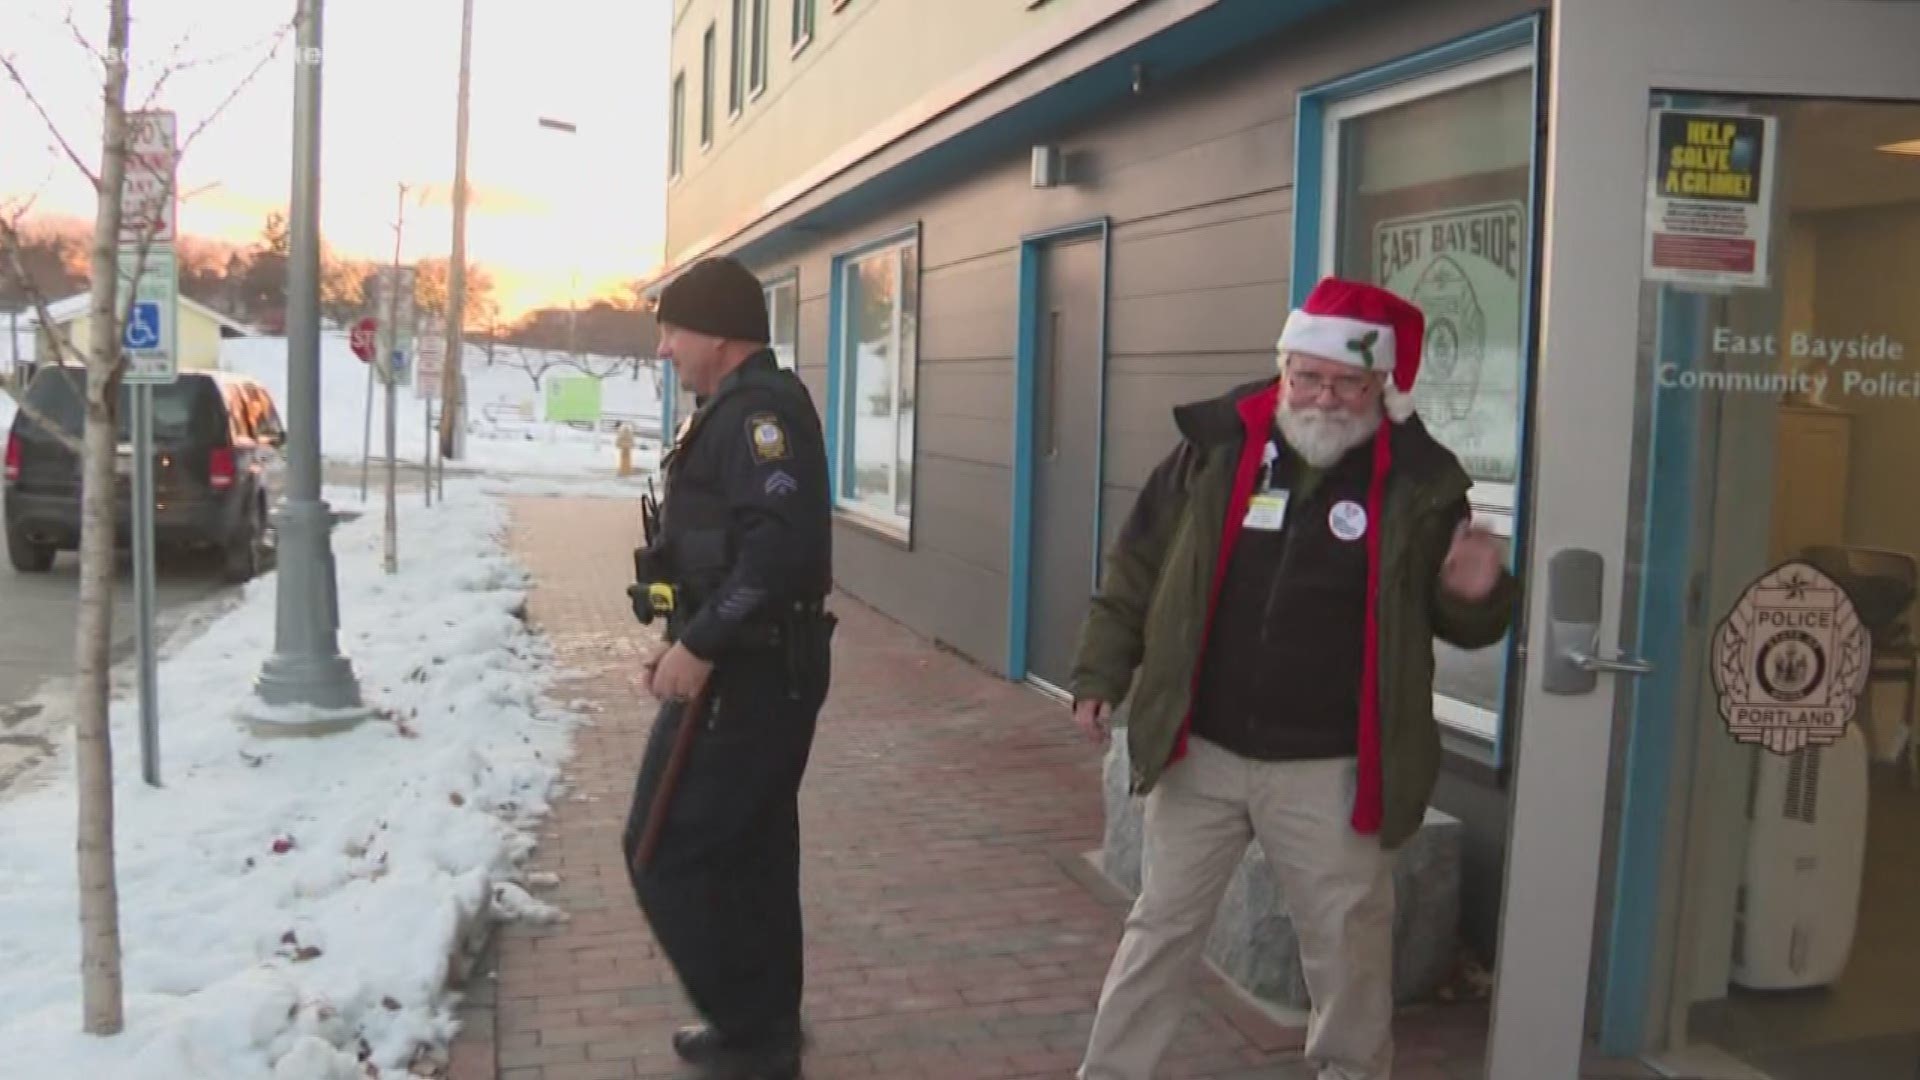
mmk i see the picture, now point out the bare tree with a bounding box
[0,3,289,1035]
[493,343,574,393]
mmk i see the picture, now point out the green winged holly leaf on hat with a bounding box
[1347,329,1380,370]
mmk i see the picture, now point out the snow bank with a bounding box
[0,480,584,1079]
[0,387,16,433]
[218,335,664,481]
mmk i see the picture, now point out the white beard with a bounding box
[1275,397,1381,468]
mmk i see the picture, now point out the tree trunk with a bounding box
[77,0,134,1036]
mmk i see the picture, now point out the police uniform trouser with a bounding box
[622,638,826,1047]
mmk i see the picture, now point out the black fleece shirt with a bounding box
[1190,430,1376,760]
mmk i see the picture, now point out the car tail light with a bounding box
[4,432,20,483]
[209,447,235,491]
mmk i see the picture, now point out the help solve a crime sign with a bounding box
[1643,109,1777,289]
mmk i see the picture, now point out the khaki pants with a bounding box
[1080,736,1395,1080]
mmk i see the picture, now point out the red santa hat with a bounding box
[1274,276,1426,835]
[1276,276,1425,423]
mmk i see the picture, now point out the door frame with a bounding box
[1489,2,1920,1076]
[1006,217,1111,685]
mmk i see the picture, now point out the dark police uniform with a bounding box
[622,347,833,1076]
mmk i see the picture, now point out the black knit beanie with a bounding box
[655,256,769,343]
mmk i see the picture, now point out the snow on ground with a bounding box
[0,480,586,1079]
[219,334,665,481]
[0,386,16,432]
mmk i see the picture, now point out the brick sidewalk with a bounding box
[456,494,1646,1080]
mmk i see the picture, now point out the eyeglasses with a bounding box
[1285,368,1377,399]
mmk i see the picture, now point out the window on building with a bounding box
[700,25,715,147]
[729,0,746,116]
[764,275,797,370]
[791,0,814,52]
[1317,44,1537,745]
[831,233,918,536]
[669,71,685,179]
[749,0,770,98]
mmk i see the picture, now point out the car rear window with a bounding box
[19,368,226,445]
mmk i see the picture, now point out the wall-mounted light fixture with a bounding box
[1032,144,1063,188]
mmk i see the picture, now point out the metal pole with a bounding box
[439,0,473,462]
[246,0,369,733]
[359,352,372,500]
[132,384,158,783]
[383,183,404,574]
[423,393,432,507]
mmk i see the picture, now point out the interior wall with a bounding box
[1817,204,1920,552]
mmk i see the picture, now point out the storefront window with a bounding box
[764,275,797,370]
[1320,50,1536,739]
[831,232,918,534]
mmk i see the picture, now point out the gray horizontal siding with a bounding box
[732,0,1540,719]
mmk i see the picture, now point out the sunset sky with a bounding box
[0,0,671,320]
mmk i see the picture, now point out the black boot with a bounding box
[671,1022,728,1064]
[672,1022,805,1072]
[694,1043,801,1080]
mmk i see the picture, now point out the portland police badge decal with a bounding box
[1711,561,1869,755]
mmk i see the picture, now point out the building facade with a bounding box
[648,1,1920,1075]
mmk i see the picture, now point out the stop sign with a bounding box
[350,317,378,361]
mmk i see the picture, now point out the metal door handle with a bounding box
[1569,650,1655,676]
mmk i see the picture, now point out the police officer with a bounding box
[622,256,833,1080]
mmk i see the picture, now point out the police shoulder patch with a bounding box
[745,411,789,463]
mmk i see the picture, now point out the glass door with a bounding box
[1488,4,1920,1078]
[1621,92,1920,1080]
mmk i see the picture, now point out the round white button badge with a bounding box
[1328,500,1368,542]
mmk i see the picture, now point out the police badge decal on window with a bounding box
[746,412,789,463]
[1711,561,1870,755]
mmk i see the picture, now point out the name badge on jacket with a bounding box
[1243,491,1290,531]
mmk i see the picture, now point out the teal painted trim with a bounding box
[1493,13,1547,771]
[824,222,921,509]
[661,363,678,444]
[1007,217,1109,681]
[824,262,843,503]
[1289,11,1545,761]
[1601,92,1709,1058]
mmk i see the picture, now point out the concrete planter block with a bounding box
[1098,735,1461,1009]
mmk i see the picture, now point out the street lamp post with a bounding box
[243,0,370,735]
[536,117,579,366]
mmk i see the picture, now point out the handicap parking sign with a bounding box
[124,300,161,350]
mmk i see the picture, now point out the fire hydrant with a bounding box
[615,424,635,477]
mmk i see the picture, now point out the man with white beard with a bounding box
[1066,277,1518,1080]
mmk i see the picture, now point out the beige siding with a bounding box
[39,306,227,371]
[665,0,1096,261]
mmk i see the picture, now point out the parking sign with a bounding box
[118,246,178,384]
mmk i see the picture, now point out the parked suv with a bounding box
[3,366,285,581]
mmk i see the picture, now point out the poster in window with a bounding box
[1372,200,1526,484]
[1643,109,1777,288]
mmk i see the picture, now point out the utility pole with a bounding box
[439,0,474,460]
[245,0,370,736]
[384,183,406,575]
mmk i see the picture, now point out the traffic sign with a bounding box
[119,111,177,247]
[117,246,178,384]
[369,266,417,386]
[415,317,446,399]
[350,316,378,361]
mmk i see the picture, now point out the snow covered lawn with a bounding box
[0,481,585,1078]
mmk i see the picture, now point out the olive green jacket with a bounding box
[1069,378,1519,848]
